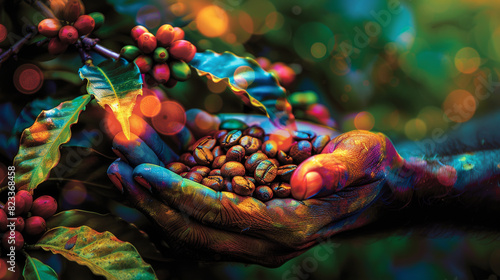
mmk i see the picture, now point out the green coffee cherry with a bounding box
[88,12,105,30]
[120,45,141,61]
[169,60,191,81]
[153,47,169,63]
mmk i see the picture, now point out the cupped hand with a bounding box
[107,111,404,266]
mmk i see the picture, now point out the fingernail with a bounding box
[134,175,152,193]
[108,173,124,194]
[304,171,323,192]
[112,147,129,163]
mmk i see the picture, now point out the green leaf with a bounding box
[47,210,167,261]
[79,58,143,139]
[13,95,92,192]
[23,254,59,280]
[35,226,157,280]
[189,50,296,128]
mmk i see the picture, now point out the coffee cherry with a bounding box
[2,230,24,251]
[0,258,20,280]
[14,217,24,232]
[153,47,169,63]
[24,216,47,236]
[16,190,33,212]
[58,25,79,44]
[38,19,62,37]
[164,77,178,88]
[120,45,141,61]
[169,60,191,81]
[0,210,7,232]
[89,12,104,30]
[63,0,83,22]
[131,25,149,41]
[0,258,6,279]
[172,27,185,41]
[156,24,175,47]
[270,62,295,87]
[169,40,196,62]
[134,55,153,73]
[152,63,170,83]
[4,195,25,217]
[48,37,69,55]
[31,195,57,219]
[137,32,157,54]
[74,15,95,35]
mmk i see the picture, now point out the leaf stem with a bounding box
[0,26,37,65]
[81,37,120,61]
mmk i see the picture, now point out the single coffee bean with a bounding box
[268,158,280,168]
[223,178,233,192]
[239,136,261,155]
[214,130,228,144]
[180,171,188,177]
[194,136,216,150]
[293,130,316,141]
[166,162,189,174]
[277,164,297,181]
[262,140,278,158]
[193,147,214,166]
[232,176,255,196]
[221,161,245,177]
[184,171,203,183]
[212,146,224,157]
[263,134,271,142]
[219,119,248,130]
[209,169,221,176]
[244,152,268,173]
[271,182,291,198]
[254,186,273,202]
[212,155,227,169]
[243,126,265,139]
[202,176,224,191]
[245,176,256,185]
[312,135,330,154]
[277,150,293,165]
[254,160,277,184]
[191,166,211,177]
[180,153,197,167]
[221,130,243,149]
[226,145,245,162]
[289,140,312,164]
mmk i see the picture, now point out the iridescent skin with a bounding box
[107,110,500,267]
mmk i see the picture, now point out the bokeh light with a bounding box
[455,47,481,74]
[293,22,334,61]
[140,95,161,117]
[196,5,229,37]
[170,2,186,17]
[62,181,87,206]
[404,118,427,140]
[207,80,227,93]
[353,111,374,130]
[13,64,44,94]
[330,55,351,76]
[136,5,161,29]
[204,93,223,113]
[233,66,255,89]
[443,89,476,123]
[152,101,186,135]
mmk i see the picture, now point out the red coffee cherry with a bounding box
[14,217,24,232]
[59,25,79,44]
[0,210,7,232]
[48,37,69,55]
[137,32,157,54]
[152,63,170,84]
[131,25,149,41]
[38,18,62,37]
[3,195,25,217]
[16,190,33,213]
[2,230,24,251]
[73,15,95,35]
[169,40,196,62]
[63,0,82,22]
[172,27,185,41]
[156,24,175,47]
[134,55,153,73]
[24,216,47,236]
[31,195,58,219]
[0,258,20,280]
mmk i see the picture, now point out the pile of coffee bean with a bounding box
[166,120,331,202]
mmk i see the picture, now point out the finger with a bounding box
[185,109,220,138]
[132,164,274,233]
[112,132,164,168]
[129,114,178,164]
[107,159,135,194]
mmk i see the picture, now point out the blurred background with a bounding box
[2,0,500,279]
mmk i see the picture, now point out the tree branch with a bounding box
[0,26,37,65]
[81,37,120,60]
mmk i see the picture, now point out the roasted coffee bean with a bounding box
[202,176,223,191]
[221,161,245,177]
[243,126,265,139]
[244,152,268,173]
[254,186,273,202]
[191,166,210,177]
[277,150,293,165]
[226,145,245,162]
[221,130,243,149]
[220,119,248,130]
[245,176,256,185]
[180,171,188,177]
[212,146,224,157]
[239,136,261,155]
[214,130,228,144]
[312,135,330,154]
[193,147,214,165]
[254,160,277,184]
[194,136,216,150]
[166,162,189,174]
[180,153,197,167]
[289,140,312,164]
[262,140,278,158]
[223,178,233,192]
[232,176,255,196]
[271,182,291,198]
[184,171,203,183]
[268,158,280,168]
[277,164,297,181]
[209,169,221,176]
[212,155,227,169]
[293,130,316,141]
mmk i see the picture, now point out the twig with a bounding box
[24,0,58,19]
[81,37,120,60]
[0,26,37,65]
